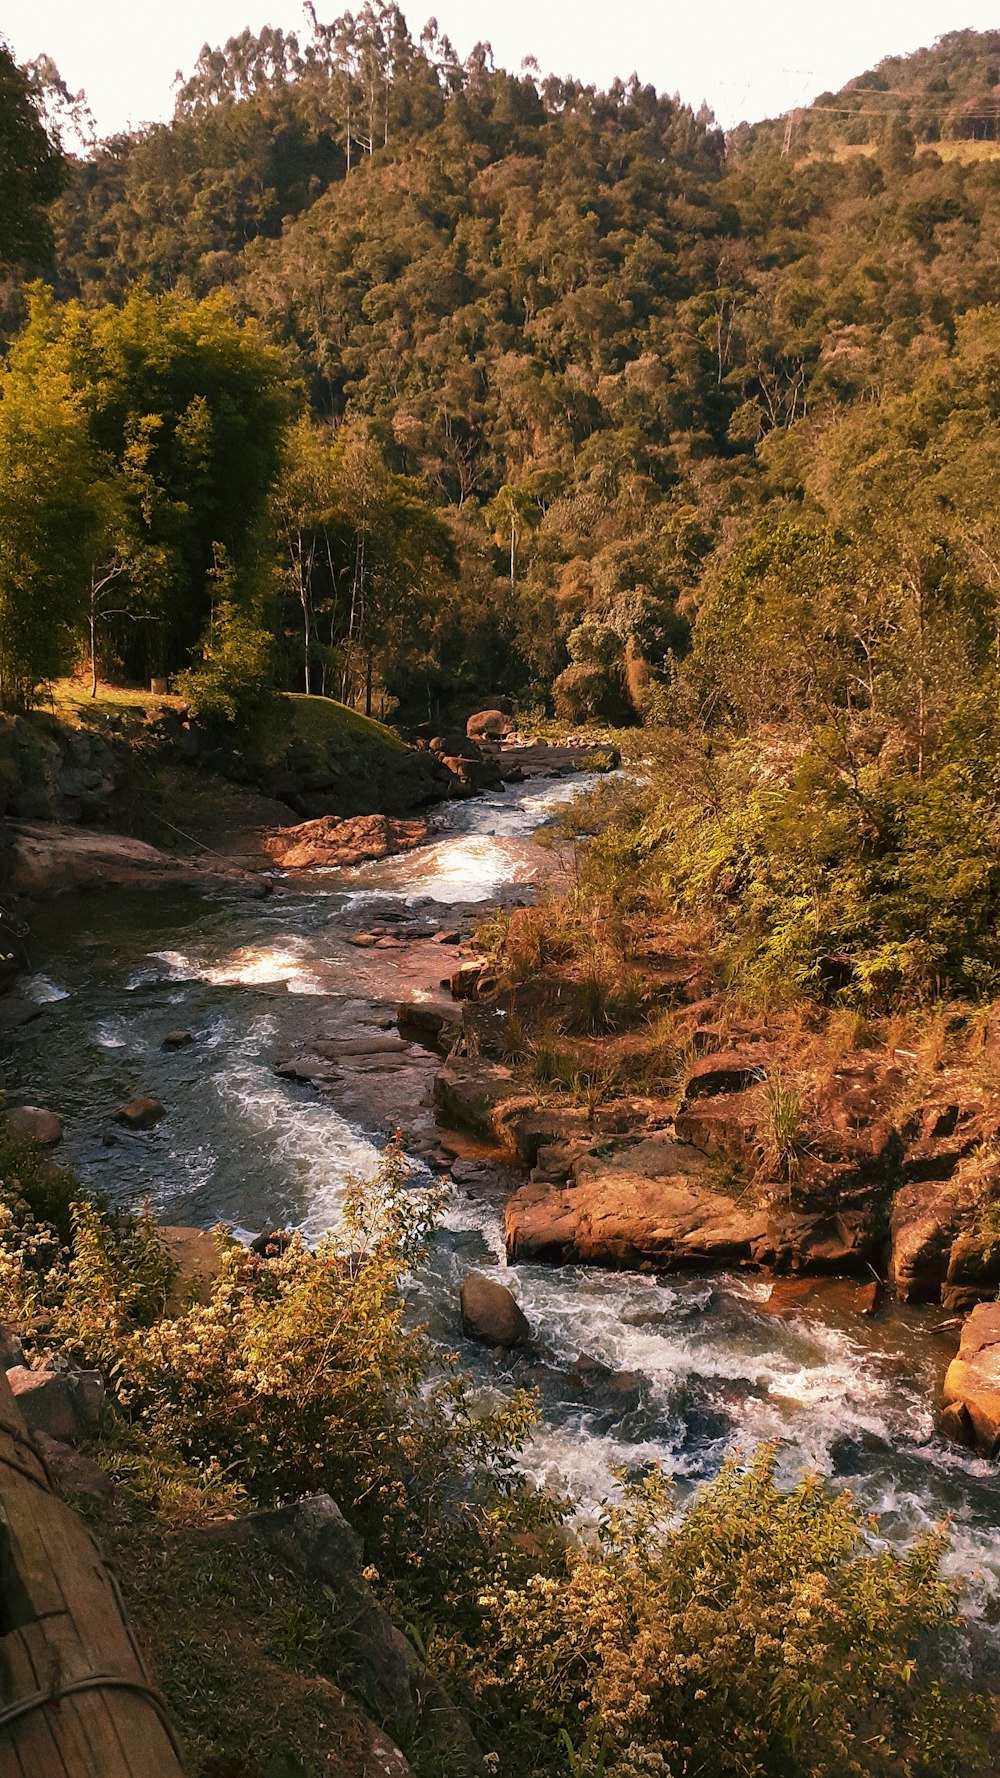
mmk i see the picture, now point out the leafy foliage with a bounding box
[477,1453,989,1778]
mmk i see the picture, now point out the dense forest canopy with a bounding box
[7,11,1000,762]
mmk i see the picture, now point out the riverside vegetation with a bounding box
[6,12,1000,1777]
[0,1126,991,1778]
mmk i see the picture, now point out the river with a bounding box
[5,775,1000,1622]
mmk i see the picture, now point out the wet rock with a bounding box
[941,1302,1000,1457]
[161,1029,194,1050]
[759,1276,882,1318]
[569,1355,643,1406]
[5,1105,63,1146]
[276,1054,341,1086]
[115,1096,166,1130]
[263,812,430,869]
[460,1273,531,1349]
[680,1052,765,1099]
[316,1035,411,1059]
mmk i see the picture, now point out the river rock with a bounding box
[889,1181,963,1303]
[460,1274,531,1348]
[115,1096,166,1130]
[942,1230,1000,1312]
[433,1058,521,1138]
[506,1134,768,1271]
[941,1302,1000,1456]
[263,812,430,869]
[5,1105,63,1146]
[161,1029,194,1050]
[467,709,513,740]
[7,822,234,898]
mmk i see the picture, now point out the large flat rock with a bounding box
[505,1132,768,1270]
[7,822,240,898]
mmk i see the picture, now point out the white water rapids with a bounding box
[7,776,1000,1621]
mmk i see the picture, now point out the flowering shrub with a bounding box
[475,1452,989,1777]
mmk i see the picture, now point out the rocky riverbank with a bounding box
[425,960,1000,1462]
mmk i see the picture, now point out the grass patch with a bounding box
[83,1492,377,1778]
[278,693,406,754]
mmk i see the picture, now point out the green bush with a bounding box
[476,1451,990,1778]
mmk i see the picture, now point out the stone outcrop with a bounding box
[941,1302,1000,1456]
[505,1133,768,1270]
[6,823,245,899]
[460,1274,531,1348]
[6,1364,105,1444]
[263,812,430,869]
[218,1495,486,1774]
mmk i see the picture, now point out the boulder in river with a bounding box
[505,1133,768,1271]
[941,1301,1000,1456]
[5,1105,63,1146]
[263,812,430,869]
[466,709,513,740]
[161,1029,194,1050]
[460,1273,531,1348]
[115,1096,166,1130]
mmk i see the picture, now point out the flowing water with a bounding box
[5,777,1000,1620]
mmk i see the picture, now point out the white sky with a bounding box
[2,1,1000,136]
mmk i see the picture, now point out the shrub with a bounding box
[476,1450,990,1778]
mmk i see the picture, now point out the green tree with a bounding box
[0,41,64,266]
[0,358,102,709]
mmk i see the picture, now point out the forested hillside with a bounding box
[9,12,1000,728]
[5,13,1000,992]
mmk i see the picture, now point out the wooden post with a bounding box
[0,1368,183,1777]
